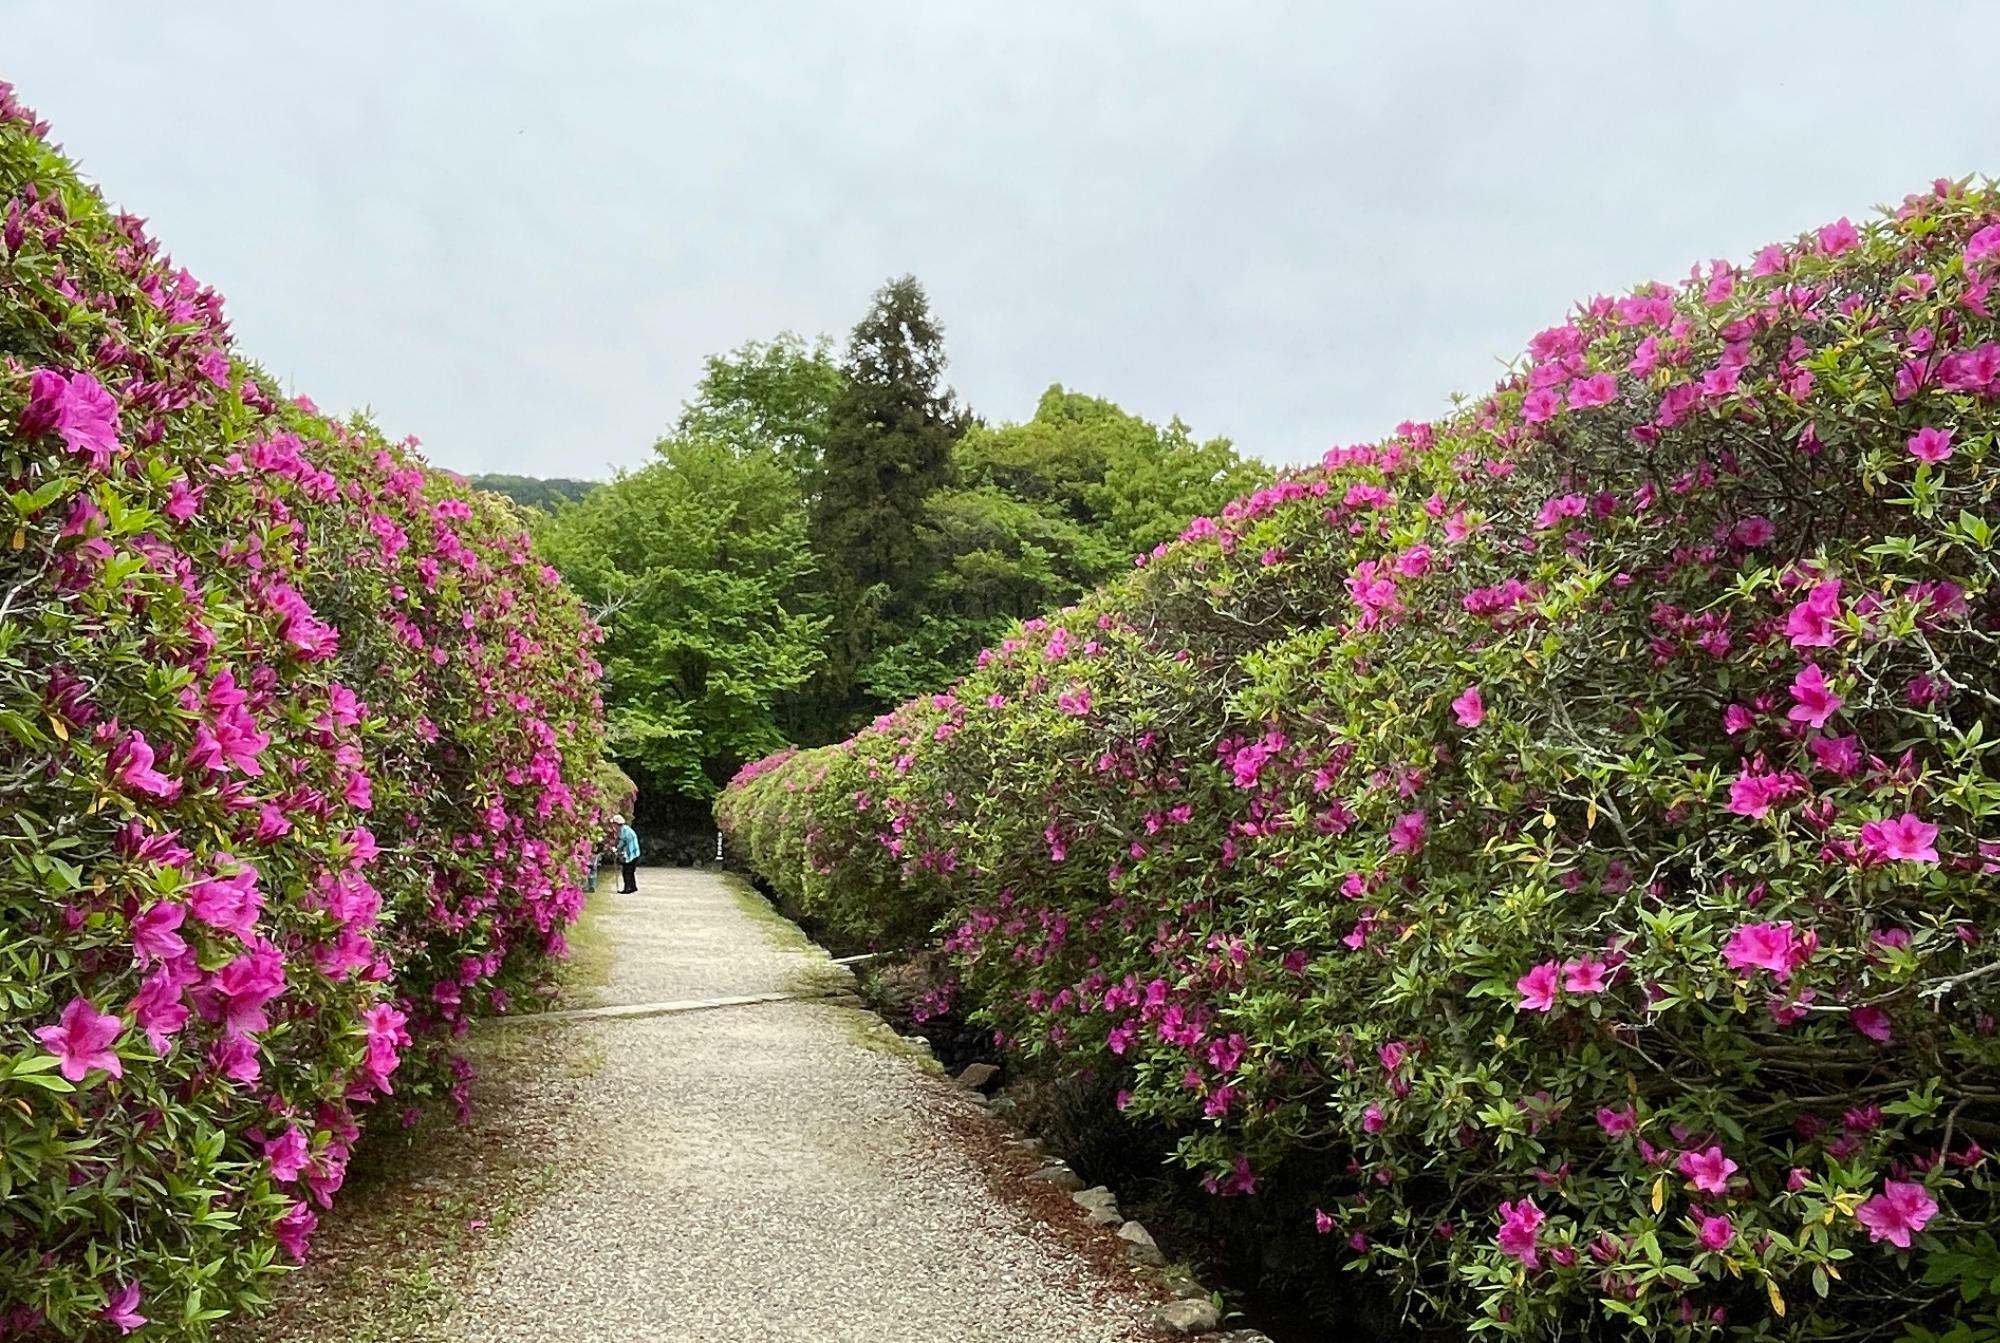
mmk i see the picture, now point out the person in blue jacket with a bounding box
[613,814,641,893]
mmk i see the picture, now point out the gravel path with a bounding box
[451,868,1163,1343]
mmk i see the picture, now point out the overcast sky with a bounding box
[11,2,2000,477]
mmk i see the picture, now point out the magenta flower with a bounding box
[1859,813,1940,864]
[1854,1180,1938,1248]
[130,969,190,1055]
[187,862,265,941]
[264,1126,311,1183]
[20,367,121,471]
[1495,1197,1545,1268]
[1817,217,1860,255]
[1451,685,1485,728]
[1727,767,1805,819]
[1678,1145,1738,1196]
[1695,1213,1734,1252]
[1850,1004,1895,1044]
[1567,372,1618,408]
[1596,1105,1637,1138]
[130,900,187,965]
[1907,426,1954,464]
[35,997,123,1081]
[1810,733,1863,778]
[1522,387,1561,423]
[1561,956,1609,994]
[1721,921,1814,982]
[109,730,180,801]
[1968,223,2000,268]
[1314,1208,1334,1235]
[274,1200,319,1261]
[1516,961,1559,1012]
[1787,664,1842,728]
[1784,579,1844,649]
[1388,810,1427,856]
[101,1283,146,1336]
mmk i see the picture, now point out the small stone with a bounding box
[1070,1186,1121,1225]
[1116,1219,1164,1266]
[955,1062,1001,1091]
[1153,1297,1222,1335]
[1025,1163,1085,1191]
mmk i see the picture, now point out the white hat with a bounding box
[610,814,625,825]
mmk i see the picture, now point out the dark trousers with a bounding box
[619,860,638,893]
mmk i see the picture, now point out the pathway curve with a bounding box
[451,868,1163,1343]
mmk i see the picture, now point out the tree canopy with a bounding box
[534,275,1268,821]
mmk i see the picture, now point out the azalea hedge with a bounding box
[0,87,607,1337]
[722,180,2000,1340]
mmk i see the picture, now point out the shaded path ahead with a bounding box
[452,868,1161,1343]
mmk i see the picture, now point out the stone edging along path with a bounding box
[450,867,1271,1343]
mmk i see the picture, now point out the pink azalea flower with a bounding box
[101,1283,146,1336]
[1966,223,2000,268]
[1522,387,1562,423]
[1596,1105,1637,1138]
[1495,1197,1545,1268]
[130,900,187,964]
[265,1126,311,1183]
[20,368,121,470]
[1817,217,1860,255]
[1859,813,1940,864]
[274,1200,319,1261]
[1851,1004,1895,1044]
[1722,704,1755,735]
[1787,664,1842,728]
[1567,372,1618,408]
[1314,1208,1334,1235]
[1907,426,1954,464]
[1810,733,1863,778]
[1854,1179,1938,1248]
[1695,1213,1734,1252]
[1451,685,1485,728]
[1561,956,1610,994]
[1516,961,1560,1012]
[1721,922,1814,982]
[1388,810,1427,856]
[35,997,123,1081]
[1678,1145,1738,1196]
[108,730,180,801]
[130,969,191,1055]
[1784,579,1844,649]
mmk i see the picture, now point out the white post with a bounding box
[715,830,723,864]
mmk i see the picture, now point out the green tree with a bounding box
[954,385,1264,562]
[809,276,968,723]
[539,437,827,800]
[858,386,1266,694]
[676,333,845,482]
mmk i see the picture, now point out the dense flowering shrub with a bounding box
[0,87,605,1337]
[723,180,2000,1339]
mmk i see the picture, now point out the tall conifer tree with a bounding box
[808,276,966,724]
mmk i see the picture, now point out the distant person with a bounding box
[613,814,640,893]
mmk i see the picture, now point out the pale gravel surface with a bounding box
[450,868,1161,1343]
